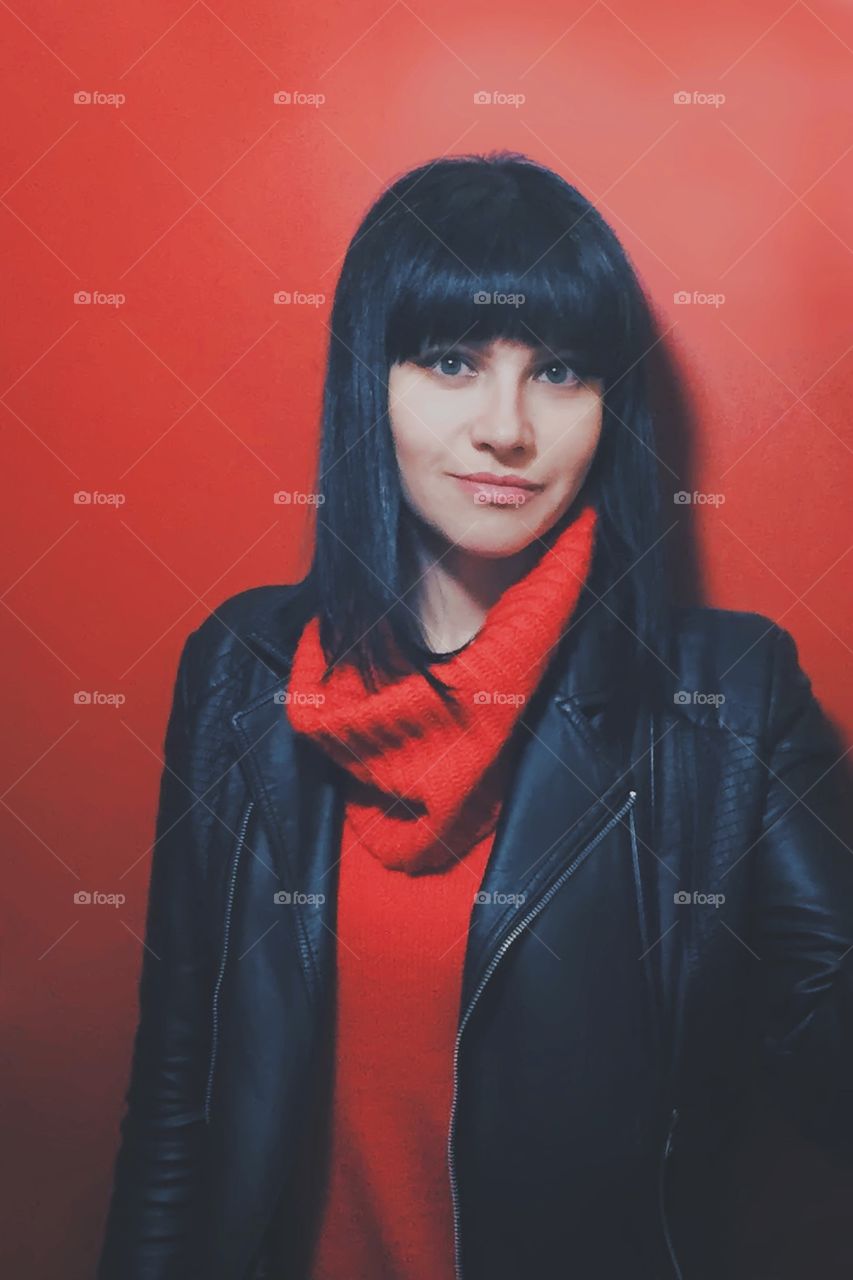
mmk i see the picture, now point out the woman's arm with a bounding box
[97,628,213,1279]
[753,623,853,1158]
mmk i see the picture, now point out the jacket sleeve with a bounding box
[754,622,853,1158]
[97,628,213,1278]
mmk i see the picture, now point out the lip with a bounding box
[450,472,543,507]
[453,471,543,490]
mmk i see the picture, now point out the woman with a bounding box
[98,152,853,1280]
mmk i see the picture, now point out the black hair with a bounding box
[301,149,672,711]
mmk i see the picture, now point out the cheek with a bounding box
[543,401,603,468]
[387,409,446,507]
[390,408,440,472]
[388,377,459,465]
[388,374,423,465]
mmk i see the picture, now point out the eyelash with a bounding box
[420,349,581,388]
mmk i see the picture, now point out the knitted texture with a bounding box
[286,501,598,872]
[304,824,495,1280]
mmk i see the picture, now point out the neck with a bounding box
[407,520,544,653]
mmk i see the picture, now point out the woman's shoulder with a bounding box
[672,603,790,669]
[196,579,312,642]
[177,578,315,704]
[664,604,816,738]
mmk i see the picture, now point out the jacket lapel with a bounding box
[459,594,642,1008]
[229,587,641,1014]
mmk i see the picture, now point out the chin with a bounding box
[442,523,544,560]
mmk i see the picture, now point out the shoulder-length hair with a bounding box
[300,150,672,710]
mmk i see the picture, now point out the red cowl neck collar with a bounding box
[285,502,598,874]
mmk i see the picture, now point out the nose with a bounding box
[469,372,534,455]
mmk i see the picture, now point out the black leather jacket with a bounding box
[97,582,853,1280]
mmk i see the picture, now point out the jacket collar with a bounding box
[231,582,641,1012]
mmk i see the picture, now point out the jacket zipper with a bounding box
[446,787,638,1280]
[205,798,254,1125]
[658,1105,683,1278]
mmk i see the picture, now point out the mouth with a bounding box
[449,472,543,507]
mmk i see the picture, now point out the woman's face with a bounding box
[388,338,604,558]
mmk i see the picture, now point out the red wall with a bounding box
[2,2,851,1276]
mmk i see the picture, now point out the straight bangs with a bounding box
[384,204,628,390]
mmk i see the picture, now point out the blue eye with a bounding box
[431,352,472,377]
[537,361,579,387]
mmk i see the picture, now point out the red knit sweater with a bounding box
[305,809,497,1280]
[285,504,599,1279]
